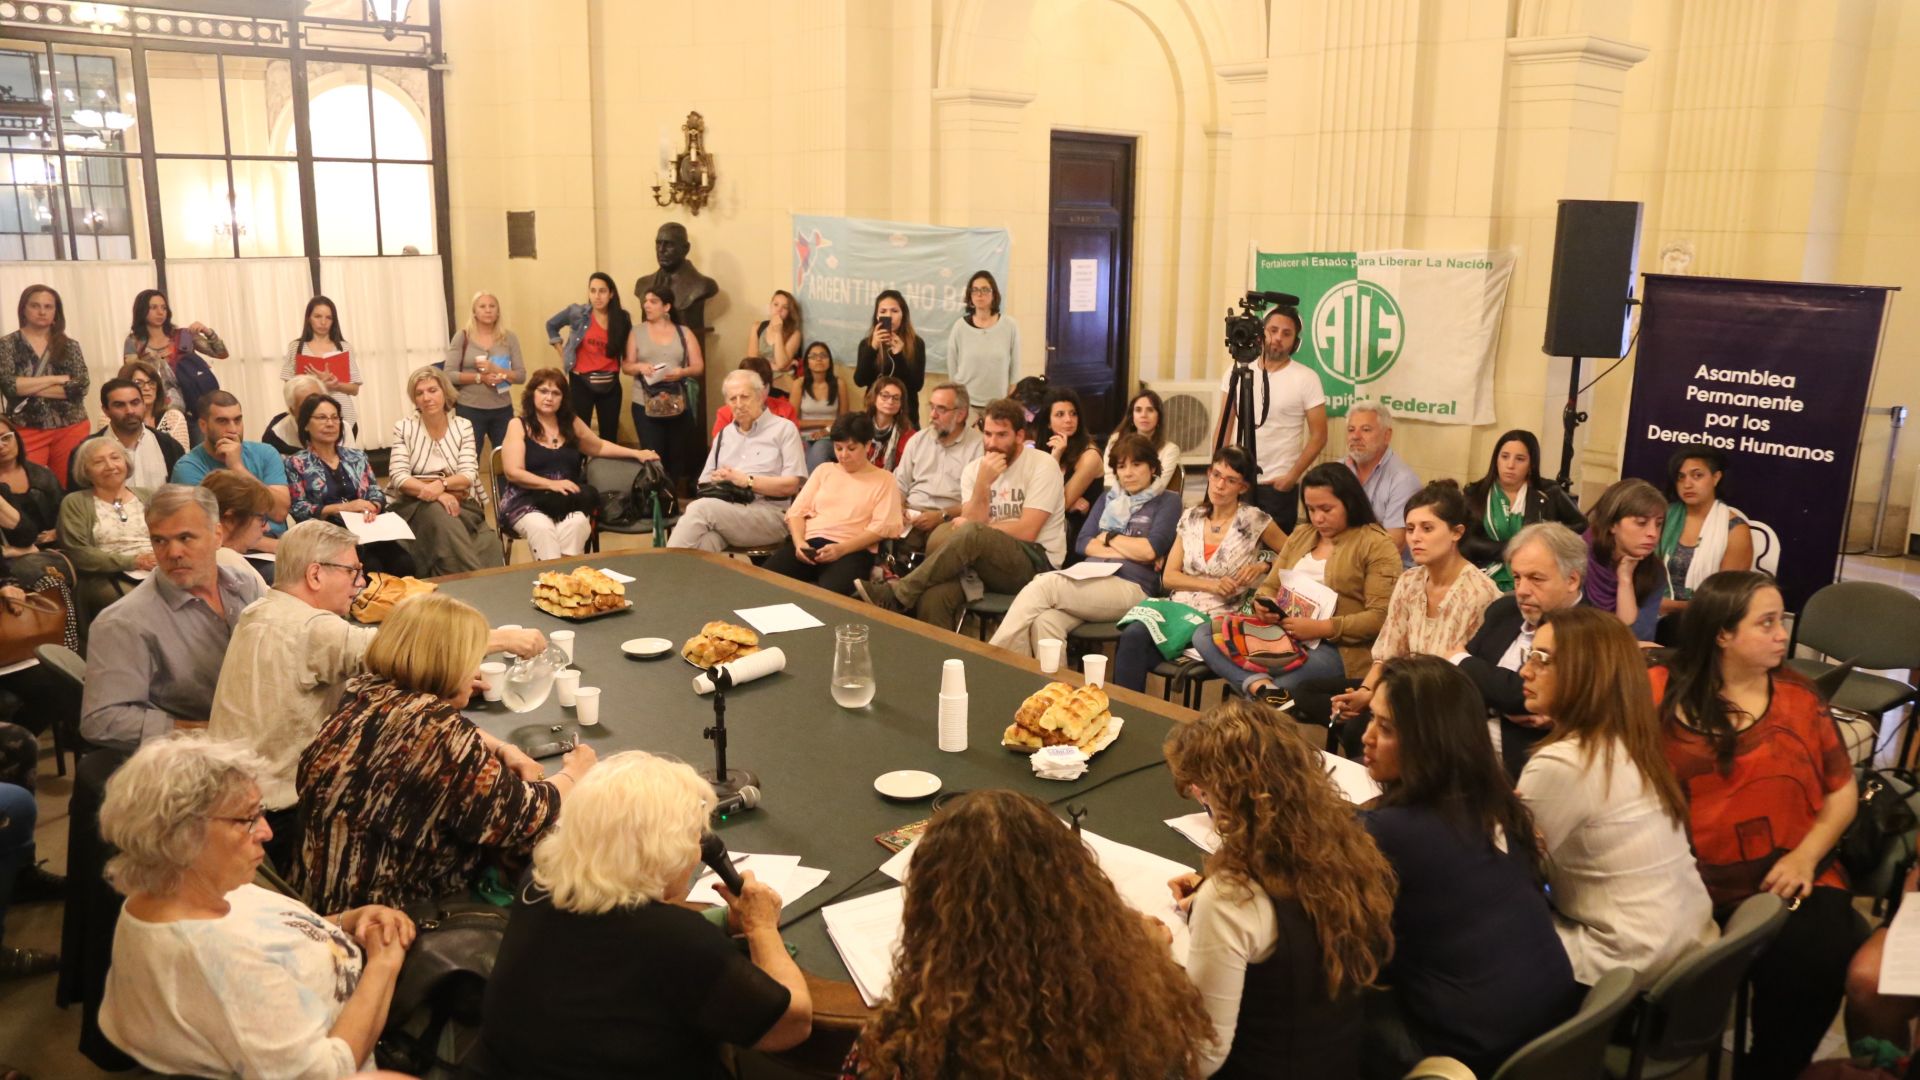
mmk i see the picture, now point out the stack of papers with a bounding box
[686,852,830,910]
[340,512,415,544]
[843,826,1195,1006]
[1164,751,1382,854]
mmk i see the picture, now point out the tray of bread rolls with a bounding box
[531,566,632,621]
[1002,681,1124,757]
[681,620,761,668]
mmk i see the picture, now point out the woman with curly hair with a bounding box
[1358,655,1578,1078]
[845,789,1212,1079]
[1163,699,1395,1076]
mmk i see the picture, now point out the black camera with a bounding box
[1223,290,1303,364]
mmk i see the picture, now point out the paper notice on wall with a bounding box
[1069,259,1098,312]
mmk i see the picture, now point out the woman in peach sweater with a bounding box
[764,414,903,596]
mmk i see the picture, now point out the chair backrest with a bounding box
[1633,893,1789,1066]
[488,446,508,508]
[34,643,85,689]
[1795,581,1920,671]
[1748,518,1781,577]
[1491,967,1639,1080]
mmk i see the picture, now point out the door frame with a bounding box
[1044,129,1137,433]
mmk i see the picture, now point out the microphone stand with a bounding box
[701,664,760,801]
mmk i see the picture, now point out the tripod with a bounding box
[1214,357,1264,465]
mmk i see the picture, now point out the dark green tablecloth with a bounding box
[435,551,1205,981]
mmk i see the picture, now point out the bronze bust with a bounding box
[642,222,718,331]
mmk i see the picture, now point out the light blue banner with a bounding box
[791,215,1011,375]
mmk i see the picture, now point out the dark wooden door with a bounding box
[1045,132,1135,434]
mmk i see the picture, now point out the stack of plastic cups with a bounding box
[938,659,969,752]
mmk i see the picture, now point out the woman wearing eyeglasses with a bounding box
[1653,570,1860,1080]
[287,394,414,577]
[98,735,417,1079]
[58,438,155,615]
[863,375,916,471]
[946,271,1019,425]
[117,358,191,450]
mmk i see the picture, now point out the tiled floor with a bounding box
[8,493,1916,1078]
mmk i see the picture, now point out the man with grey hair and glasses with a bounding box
[208,519,548,863]
[668,368,806,553]
[81,484,268,750]
[892,382,985,555]
[1449,521,1589,779]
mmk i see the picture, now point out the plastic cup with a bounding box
[574,686,601,726]
[1036,639,1065,674]
[1082,653,1108,688]
[940,658,966,695]
[554,668,581,707]
[479,661,507,702]
[551,629,576,664]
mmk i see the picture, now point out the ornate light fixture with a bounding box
[652,111,716,216]
[364,0,413,40]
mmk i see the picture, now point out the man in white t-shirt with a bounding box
[856,398,1065,630]
[1215,306,1327,532]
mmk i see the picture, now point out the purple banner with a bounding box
[1620,275,1890,611]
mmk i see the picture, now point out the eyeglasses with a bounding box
[130,377,155,388]
[876,392,903,403]
[968,286,994,295]
[317,561,367,586]
[210,806,265,831]
[929,403,961,415]
[1523,648,1554,668]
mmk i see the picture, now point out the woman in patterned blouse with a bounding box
[293,593,598,912]
[0,284,91,484]
[286,394,413,576]
[1330,480,1499,755]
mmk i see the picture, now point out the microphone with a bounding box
[712,784,762,820]
[1253,290,1302,308]
[699,831,744,895]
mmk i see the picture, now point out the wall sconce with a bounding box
[653,111,715,216]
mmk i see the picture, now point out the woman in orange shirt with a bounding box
[765,414,902,596]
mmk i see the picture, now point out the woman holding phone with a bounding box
[854,290,925,428]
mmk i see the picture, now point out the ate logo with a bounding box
[1312,279,1404,387]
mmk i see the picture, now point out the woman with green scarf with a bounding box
[1462,430,1586,591]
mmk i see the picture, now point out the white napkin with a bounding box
[1031,744,1090,782]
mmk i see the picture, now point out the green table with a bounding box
[434,549,1204,1036]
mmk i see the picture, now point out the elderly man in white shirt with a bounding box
[208,519,546,865]
[893,382,985,553]
[667,369,807,553]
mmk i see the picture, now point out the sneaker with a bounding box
[0,945,58,982]
[854,578,902,612]
[10,862,65,904]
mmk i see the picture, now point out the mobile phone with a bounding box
[1257,596,1283,614]
[876,315,889,329]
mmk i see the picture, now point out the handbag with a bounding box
[378,896,508,1075]
[1210,612,1309,676]
[1830,766,1919,885]
[0,551,77,664]
[350,573,439,624]
[1117,599,1211,660]
[641,325,690,418]
[695,481,756,505]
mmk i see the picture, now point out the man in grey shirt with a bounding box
[667,369,807,552]
[893,382,985,554]
[80,484,267,750]
[1343,398,1422,558]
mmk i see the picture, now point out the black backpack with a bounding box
[598,459,678,537]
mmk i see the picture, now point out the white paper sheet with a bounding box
[1881,893,1920,995]
[122,569,151,581]
[1165,812,1221,853]
[340,511,416,544]
[1046,560,1123,582]
[879,840,916,882]
[687,853,804,905]
[1323,750,1383,805]
[822,887,907,1007]
[1277,569,1338,620]
[598,567,636,583]
[733,603,825,634]
[1079,829,1193,964]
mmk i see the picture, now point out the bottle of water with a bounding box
[831,623,876,708]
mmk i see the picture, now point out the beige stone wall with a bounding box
[439,0,1920,530]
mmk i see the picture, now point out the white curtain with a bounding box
[165,257,317,444]
[320,255,448,447]
[0,260,158,425]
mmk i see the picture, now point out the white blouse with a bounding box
[93,494,152,559]
[1516,735,1719,985]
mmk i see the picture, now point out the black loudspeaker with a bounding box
[1542,199,1643,359]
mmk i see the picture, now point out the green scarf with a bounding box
[1483,485,1527,591]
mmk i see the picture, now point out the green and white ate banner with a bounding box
[1253,249,1515,424]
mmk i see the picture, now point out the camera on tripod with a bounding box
[1223,290,1304,364]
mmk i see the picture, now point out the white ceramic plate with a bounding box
[874,769,943,801]
[620,637,674,659]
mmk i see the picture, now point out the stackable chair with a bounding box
[1786,580,1920,761]
[1404,967,1639,1080]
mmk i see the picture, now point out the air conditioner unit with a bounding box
[1150,379,1222,466]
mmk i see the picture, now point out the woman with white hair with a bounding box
[98,734,416,1079]
[57,437,156,614]
[264,373,328,456]
[467,751,811,1078]
[387,366,502,576]
[294,592,595,912]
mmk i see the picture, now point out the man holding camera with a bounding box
[1215,306,1327,532]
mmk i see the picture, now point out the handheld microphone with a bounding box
[699,831,744,895]
[712,784,761,820]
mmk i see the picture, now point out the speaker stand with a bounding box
[1555,356,1588,493]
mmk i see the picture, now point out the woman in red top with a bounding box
[544,272,631,442]
[1653,569,1860,1080]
